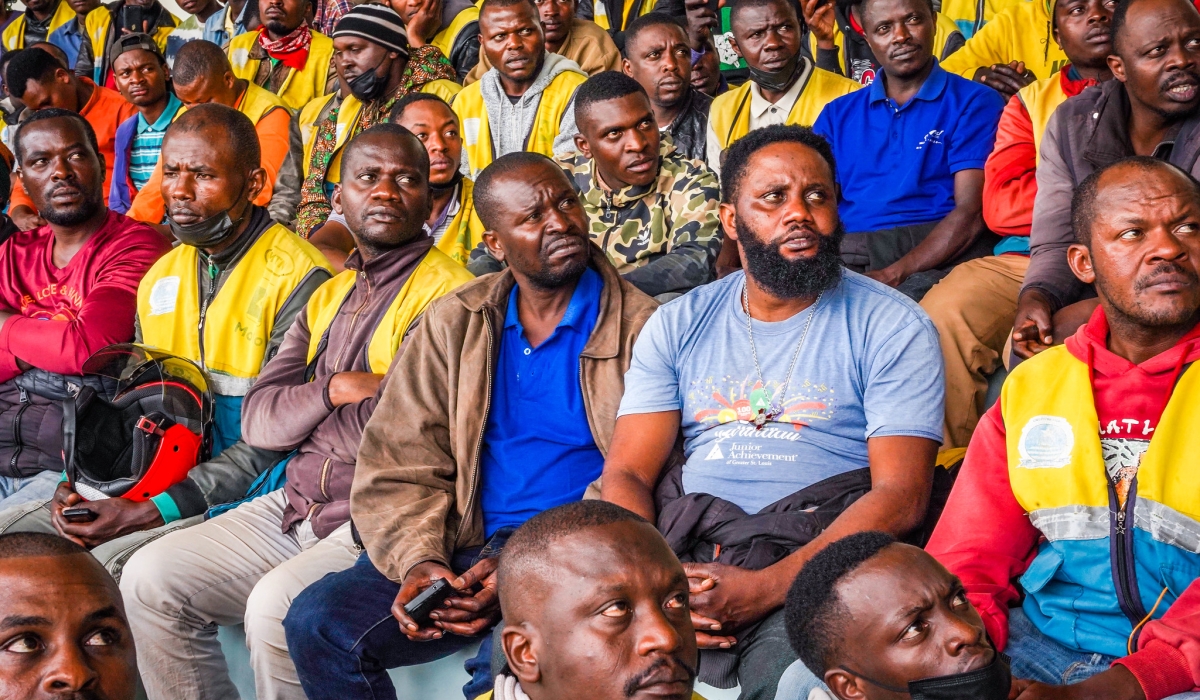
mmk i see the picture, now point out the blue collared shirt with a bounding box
[813,61,1005,233]
[478,266,605,537]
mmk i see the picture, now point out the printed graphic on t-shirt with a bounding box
[19,283,84,321]
[1100,418,1156,508]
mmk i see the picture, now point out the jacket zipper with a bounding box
[332,271,372,372]
[1110,478,1148,634]
[197,260,220,368]
[454,311,493,549]
[9,387,28,472]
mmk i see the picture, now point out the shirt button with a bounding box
[523,348,531,356]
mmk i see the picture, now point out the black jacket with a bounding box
[665,88,712,164]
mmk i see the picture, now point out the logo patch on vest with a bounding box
[1018,415,1074,468]
[463,118,480,147]
[148,276,180,316]
[263,247,294,277]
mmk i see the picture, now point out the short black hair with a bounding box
[474,151,566,231]
[721,124,838,202]
[29,41,70,69]
[5,47,68,99]
[166,103,261,172]
[840,0,935,21]
[340,122,428,181]
[624,12,688,53]
[730,0,798,30]
[479,0,537,17]
[1071,155,1200,245]
[784,532,896,677]
[574,71,648,124]
[172,39,232,87]
[14,108,101,164]
[497,501,649,600]
[0,532,90,559]
[389,91,453,123]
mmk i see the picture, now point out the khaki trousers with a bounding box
[920,254,1029,449]
[119,489,360,700]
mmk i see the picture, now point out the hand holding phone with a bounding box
[403,578,454,625]
[61,506,97,523]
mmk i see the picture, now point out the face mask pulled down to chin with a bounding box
[841,652,1012,700]
[169,208,245,249]
[747,53,803,93]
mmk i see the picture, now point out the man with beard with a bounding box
[927,157,1200,700]
[1014,0,1200,364]
[294,3,459,246]
[128,39,301,226]
[121,122,473,700]
[0,106,328,581]
[704,0,860,179]
[622,13,712,162]
[920,0,1116,449]
[0,533,139,700]
[602,124,944,700]
[453,0,588,179]
[559,71,720,299]
[0,109,168,511]
[108,34,184,213]
[485,500,702,700]
[227,0,334,111]
[281,151,656,700]
[814,0,1005,301]
[464,0,620,83]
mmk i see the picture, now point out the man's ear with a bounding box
[502,624,541,685]
[825,669,869,700]
[1067,242,1096,284]
[247,166,267,204]
[1109,54,1126,83]
[719,201,738,242]
[728,35,742,60]
[55,67,72,85]
[574,133,592,159]
[224,70,237,90]
[331,183,343,215]
[483,229,506,262]
[621,57,633,76]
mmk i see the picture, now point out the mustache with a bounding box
[622,656,697,698]
[1135,261,1200,290]
[1161,69,1200,91]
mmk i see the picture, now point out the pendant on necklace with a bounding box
[753,409,770,429]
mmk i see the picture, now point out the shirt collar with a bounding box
[748,56,812,119]
[137,93,183,133]
[503,265,602,333]
[868,59,947,106]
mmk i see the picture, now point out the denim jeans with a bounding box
[283,532,512,700]
[0,471,61,511]
[774,607,1200,700]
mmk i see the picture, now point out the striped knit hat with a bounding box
[332,4,410,58]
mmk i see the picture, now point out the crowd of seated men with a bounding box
[2,0,1200,697]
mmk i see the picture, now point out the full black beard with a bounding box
[41,187,104,227]
[737,219,845,299]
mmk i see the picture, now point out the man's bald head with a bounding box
[497,502,698,700]
[340,122,428,181]
[172,39,234,87]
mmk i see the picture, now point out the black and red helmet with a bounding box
[63,344,213,502]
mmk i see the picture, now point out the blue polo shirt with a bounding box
[478,267,605,537]
[813,62,1005,233]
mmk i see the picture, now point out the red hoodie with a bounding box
[0,210,170,383]
[926,306,1200,700]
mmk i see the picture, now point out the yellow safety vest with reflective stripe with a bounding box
[298,79,463,185]
[304,247,474,373]
[239,79,290,124]
[137,223,332,395]
[709,64,860,151]
[591,0,658,31]
[453,68,586,178]
[430,6,478,58]
[228,28,335,112]
[437,178,485,266]
[84,5,177,83]
[3,0,75,51]
[1016,71,1069,166]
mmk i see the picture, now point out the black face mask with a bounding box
[840,653,1011,700]
[747,53,802,92]
[169,195,249,249]
[347,54,392,101]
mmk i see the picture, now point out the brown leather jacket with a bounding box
[351,246,657,582]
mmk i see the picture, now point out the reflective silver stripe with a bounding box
[1028,505,1110,541]
[208,372,255,397]
[1134,498,1200,554]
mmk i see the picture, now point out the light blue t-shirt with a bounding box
[618,270,945,514]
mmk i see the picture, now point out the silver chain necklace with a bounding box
[742,283,822,430]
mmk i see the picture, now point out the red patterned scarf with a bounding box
[257,24,312,71]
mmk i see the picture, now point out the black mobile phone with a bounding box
[61,506,97,523]
[404,578,454,624]
[123,5,145,33]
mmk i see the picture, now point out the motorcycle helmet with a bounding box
[63,344,213,502]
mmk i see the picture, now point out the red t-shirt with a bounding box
[0,210,171,382]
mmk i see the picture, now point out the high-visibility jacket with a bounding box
[590,0,657,31]
[298,79,463,185]
[228,28,335,112]
[938,0,1025,38]
[452,69,586,178]
[436,178,485,266]
[304,246,475,373]
[2,0,75,51]
[1000,345,1200,658]
[1016,70,1070,166]
[940,0,1068,81]
[83,3,177,84]
[430,5,477,58]
[708,64,860,152]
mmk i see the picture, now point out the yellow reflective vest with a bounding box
[591,0,658,31]
[137,223,332,395]
[1016,71,1069,167]
[453,68,587,178]
[3,0,75,51]
[298,79,463,186]
[940,0,1068,81]
[228,28,335,112]
[430,6,478,58]
[304,246,474,373]
[938,0,1025,38]
[83,4,177,84]
[708,63,861,152]
[436,179,485,266]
